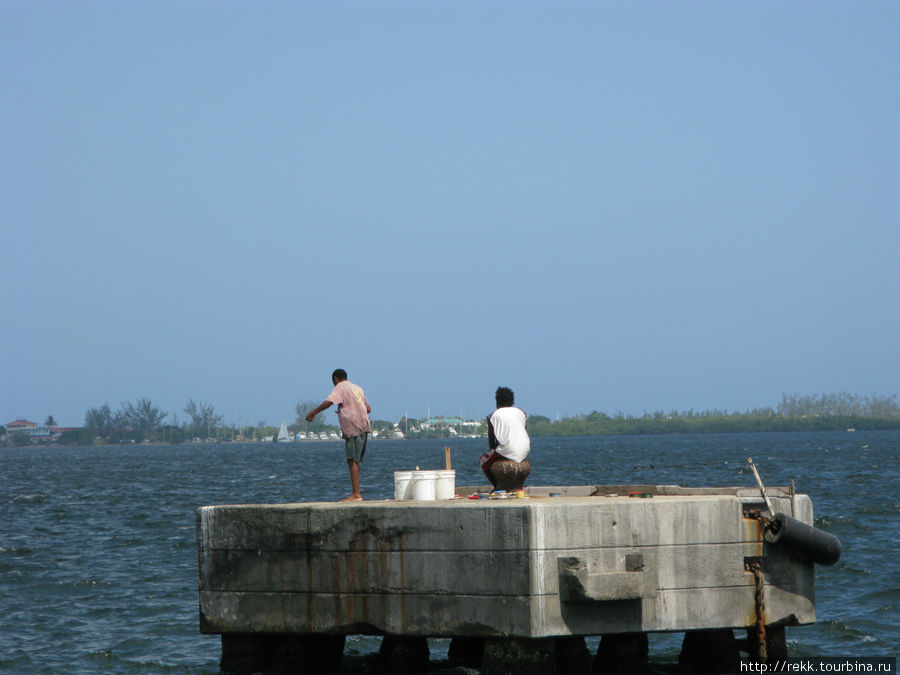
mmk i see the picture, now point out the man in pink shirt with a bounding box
[306,369,372,501]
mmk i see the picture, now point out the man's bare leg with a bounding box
[341,458,363,501]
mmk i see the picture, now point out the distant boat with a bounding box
[277,420,291,443]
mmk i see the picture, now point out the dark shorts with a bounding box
[344,433,368,463]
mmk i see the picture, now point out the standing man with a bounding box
[306,369,371,502]
[480,386,531,491]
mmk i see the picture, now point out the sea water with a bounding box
[1,431,897,672]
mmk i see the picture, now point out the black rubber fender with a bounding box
[763,513,842,566]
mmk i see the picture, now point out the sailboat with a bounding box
[277,419,291,443]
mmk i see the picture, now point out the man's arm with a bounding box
[486,415,499,450]
[305,400,333,422]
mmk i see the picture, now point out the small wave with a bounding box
[55,577,104,589]
[0,654,34,672]
[813,514,868,535]
[10,493,48,504]
[827,561,871,577]
[856,585,900,605]
[854,503,900,516]
[817,618,877,643]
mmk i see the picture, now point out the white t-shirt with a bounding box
[489,406,530,462]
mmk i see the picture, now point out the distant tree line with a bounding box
[526,392,900,437]
[52,397,373,445]
[60,397,230,445]
[6,391,898,447]
[775,392,899,418]
[66,398,172,445]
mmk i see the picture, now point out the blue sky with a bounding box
[2,1,898,428]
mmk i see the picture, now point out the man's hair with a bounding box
[495,386,515,407]
[332,368,348,382]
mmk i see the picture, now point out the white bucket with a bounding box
[435,470,456,500]
[411,470,438,501]
[394,471,414,500]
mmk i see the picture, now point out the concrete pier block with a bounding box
[198,483,824,672]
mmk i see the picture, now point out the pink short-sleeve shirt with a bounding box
[327,380,371,438]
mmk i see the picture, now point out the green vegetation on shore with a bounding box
[528,392,900,436]
[4,392,899,447]
[528,410,899,436]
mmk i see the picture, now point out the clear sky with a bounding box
[2,1,898,428]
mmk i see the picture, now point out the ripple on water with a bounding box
[816,619,877,645]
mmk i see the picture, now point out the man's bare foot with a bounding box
[339,494,363,502]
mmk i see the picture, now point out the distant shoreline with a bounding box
[526,414,900,437]
[6,424,900,449]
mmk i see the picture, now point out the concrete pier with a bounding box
[197,484,817,672]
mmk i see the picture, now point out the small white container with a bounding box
[394,471,414,500]
[411,470,438,501]
[435,470,456,500]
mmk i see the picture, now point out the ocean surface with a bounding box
[2,431,897,672]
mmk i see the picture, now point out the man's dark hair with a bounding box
[495,386,515,408]
[332,368,348,382]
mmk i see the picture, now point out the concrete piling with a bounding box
[481,637,558,675]
[594,632,648,675]
[219,633,345,674]
[679,629,740,674]
[746,624,788,663]
[448,637,485,669]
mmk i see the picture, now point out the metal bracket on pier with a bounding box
[558,555,656,602]
[747,457,775,517]
[745,458,842,566]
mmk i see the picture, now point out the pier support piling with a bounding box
[448,637,485,669]
[746,624,788,663]
[379,635,430,674]
[220,633,271,674]
[593,633,648,675]
[219,633,345,674]
[679,629,740,674]
[481,637,558,675]
[554,636,593,675]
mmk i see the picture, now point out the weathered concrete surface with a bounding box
[197,485,815,639]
